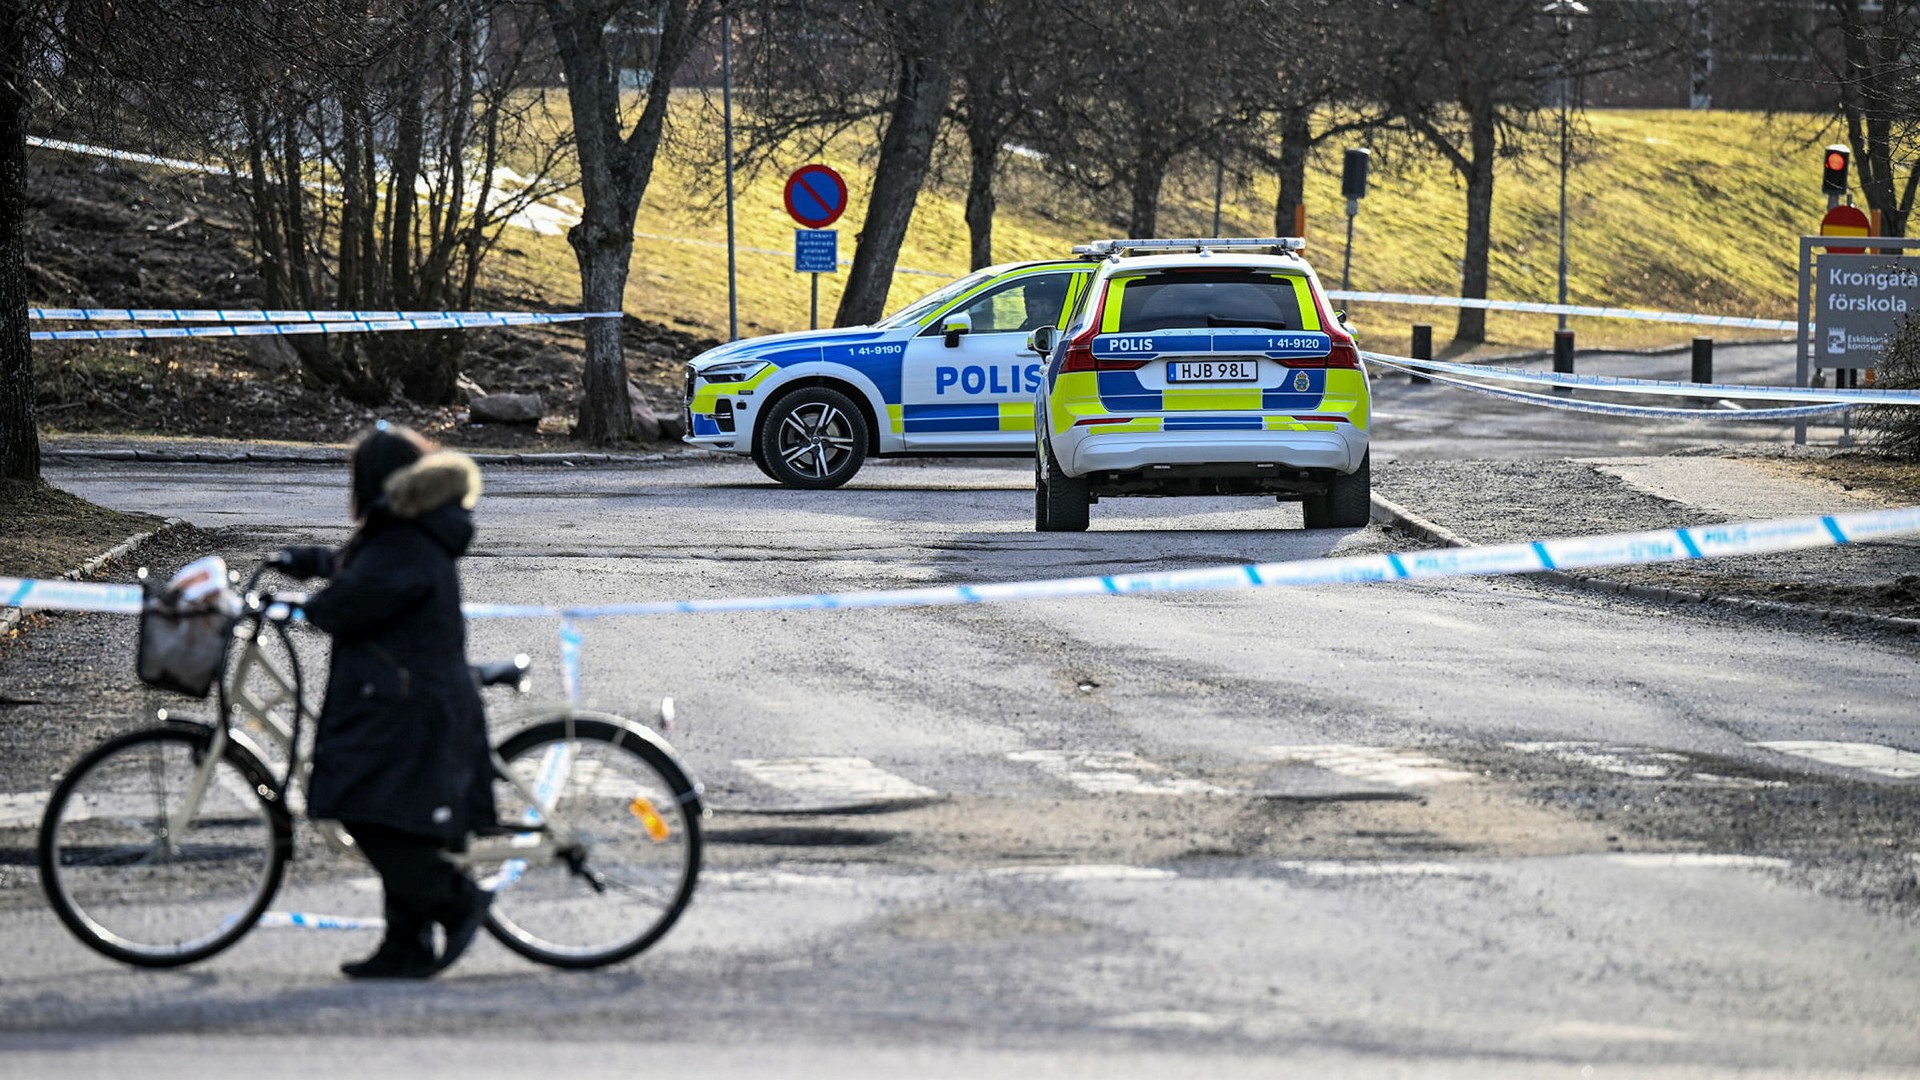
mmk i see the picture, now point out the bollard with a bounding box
[1691,337,1713,408]
[1552,329,1575,397]
[1410,324,1432,386]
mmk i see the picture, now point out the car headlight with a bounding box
[696,359,771,384]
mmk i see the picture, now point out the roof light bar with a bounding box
[1071,237,1307,258]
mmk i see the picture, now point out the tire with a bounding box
[749,435,780,482]
[39,723,291,968]
[481,713,703,969]
[1302,453,1371,530]
[757,387,869,489]
[1035,437,1090,532]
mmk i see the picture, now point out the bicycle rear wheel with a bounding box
[39,723,291,967]
[481,713,702,969]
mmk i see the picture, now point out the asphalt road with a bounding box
[4,442,1917,1078]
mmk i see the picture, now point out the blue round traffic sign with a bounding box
[784,164,848,229]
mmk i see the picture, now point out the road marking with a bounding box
[1750,741,1920,780]
[1606,853,1791,870]
[1254,745,1476,787]
[1006,750,1229,796]
[1507,741,1689,779]
[0,791,47,829]
[732,757,938,803]
[982,864,1178,882]
[1099,1011,1234,1033]
[1274,860,1478,878]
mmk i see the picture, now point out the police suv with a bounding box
[683,260,1095,488]
[1032,238,1371,531]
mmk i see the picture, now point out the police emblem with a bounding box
[1292,371,1311,392]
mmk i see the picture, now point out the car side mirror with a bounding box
[1333,309,1353,332]
[1027,325,1055,356]
[942,312,972,348]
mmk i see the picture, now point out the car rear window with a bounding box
[1105,272,1308,334]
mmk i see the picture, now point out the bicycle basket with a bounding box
[136,560,238,699]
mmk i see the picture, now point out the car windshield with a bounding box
[874,268,1000,329]
[1107,271,1307,333]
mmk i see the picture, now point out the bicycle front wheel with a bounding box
[482,713,702,969]
[39,724,291,967]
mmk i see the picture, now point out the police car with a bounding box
[683,260,1095,488]
[1032,238,1371,531]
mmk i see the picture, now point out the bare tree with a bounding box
[1811,0,1920,236]
[544,0,723,443]
[732,0,960,325]
[1,0,32,480]
[952,0,1052,268]
[1031,0,1243,238]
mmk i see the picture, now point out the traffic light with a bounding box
[1342,148,1373,201]
[1823,145,1850,195]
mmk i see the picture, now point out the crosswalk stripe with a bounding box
[0,791,46,829]
[1005,749,1229,796]
[732,757,939,803]
[1749,741,1920,780]
[1253,745,1476,787]
[1506,741,1690,779]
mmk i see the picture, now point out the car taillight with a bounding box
[1326,341,1360,368]
[1060,330,1148,373]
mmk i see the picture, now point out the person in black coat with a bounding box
[276,424,495,979]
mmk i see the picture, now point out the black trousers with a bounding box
[343,820,475,957]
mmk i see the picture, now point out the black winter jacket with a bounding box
[300,452,493,842]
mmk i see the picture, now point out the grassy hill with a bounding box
[507,101,1836,355]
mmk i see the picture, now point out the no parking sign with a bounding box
[784,164,847,229]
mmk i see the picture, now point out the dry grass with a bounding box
[0,480,160,579]
[482,101,1835,356]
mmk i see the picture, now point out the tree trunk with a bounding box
[836,11,957,326]
[1272,106,1311,237]
[1127,149,1170,239]
[570,210,636,442]
[0,0,37,481]
[1455,104,1498,344]
[964,108,999,271]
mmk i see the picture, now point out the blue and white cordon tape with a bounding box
[1329,291,1797,332]
[32,308,623,324]
[10,505,1919,627]
[1365,355,1860,422]
[32,311,622,342]
[1372,353,1920,405]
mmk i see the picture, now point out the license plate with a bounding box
[1167,360,1257,382]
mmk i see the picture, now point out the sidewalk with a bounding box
[40,433,717,467]
[1372,449,1920,631]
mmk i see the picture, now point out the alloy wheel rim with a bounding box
[777,402,854,479]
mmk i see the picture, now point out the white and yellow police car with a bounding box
[1032,238,1371,531]
[683,260,1095,488]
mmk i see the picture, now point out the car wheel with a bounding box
[758,387,869,490]
[749,433,780,482]
[1302,453,1370,529]
[1035,438,1090,532]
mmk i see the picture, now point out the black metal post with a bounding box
[1552,329,1575,396]
[1691,336,1713,408]
[1410,324,1432,386]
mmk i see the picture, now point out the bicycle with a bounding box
[36,558,704,970]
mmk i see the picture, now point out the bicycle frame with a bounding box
[192,602,593,873]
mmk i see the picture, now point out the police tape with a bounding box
[32,312,618,342]
[1328,290,1796,332]
[27,135,232,176]
[11,505,1918,626]
[32,308,625,324]
[1366,357,1856,421]
[1369,352,1920,405]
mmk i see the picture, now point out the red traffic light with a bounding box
[1823,145,1851,194]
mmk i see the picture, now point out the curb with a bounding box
[1368,493,1920,636]
[42,447,729,468]
[1,517,188,639]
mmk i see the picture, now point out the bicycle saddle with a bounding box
[471,655,532,689]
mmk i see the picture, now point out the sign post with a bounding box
[784,164,849,330]
[1795,234,1920,445]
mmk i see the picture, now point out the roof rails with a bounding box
[1071,237,1306,259]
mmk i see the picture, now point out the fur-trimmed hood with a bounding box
[384,451,482,520]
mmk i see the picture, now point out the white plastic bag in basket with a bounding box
[168,556,242,616]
